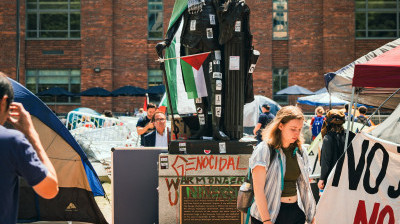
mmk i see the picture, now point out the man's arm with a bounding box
[136,119,154,136]
[8,103,58,199]
[253,123,262,135]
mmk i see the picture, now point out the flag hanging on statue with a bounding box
[180,52,210,99]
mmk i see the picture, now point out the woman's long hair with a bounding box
[262,106,305,150]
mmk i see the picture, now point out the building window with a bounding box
[26,0,81,39]
[148,0,163,39]
[272,68,288,104]
[273,0,288,39]
[356,0,399,38]
[148,69,164,87]
[26,69,81,104]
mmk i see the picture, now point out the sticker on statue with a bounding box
[209,61,213,73]
[214,50,222,60]
[216,80,222,91]
[213,72,222,79]
[215,106,222,117]
[213,60,220,65]
[235,21,241,32]
[195,98,202,104]
[198,114,206,125]
[190,20,196,31]
[197,107,203,114]
[229,56,240,70]
[219,142,226,154]
[209,14,216,25]
[249,64,256,73]
[206,28,213,39]
[215,94,222,106]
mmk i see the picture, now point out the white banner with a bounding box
[316,132,399,224]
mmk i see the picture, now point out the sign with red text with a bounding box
[316,132,399,224]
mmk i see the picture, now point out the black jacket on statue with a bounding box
[320,131,355,183]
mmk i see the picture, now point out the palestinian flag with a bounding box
[164,13,196,114]
[158,92,167,113]
[180,52,210,99]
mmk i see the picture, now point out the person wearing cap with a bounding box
[253,104,275,144]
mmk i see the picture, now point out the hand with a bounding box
[311,217,316,224]
[155,41,168,58]
[7,102,35,135]
[147,122,154,129]
[318,180,325,189]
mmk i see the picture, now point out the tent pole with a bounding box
[351,91,359,131]
[344,87,355,151]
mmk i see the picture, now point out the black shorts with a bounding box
[251,202,306,224]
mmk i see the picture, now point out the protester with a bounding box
[103,110,113,118]
[354,106,371,127]
[143,111,169,147]
[318,109,355,191]
[136,108,145,118]
[344,104,354,121]
[0,73,59,223]
[310,106,325,140]
[249,106,316,224]
[253,104,275,144]
[136,103,156,146]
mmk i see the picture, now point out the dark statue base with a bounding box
[168,140,256,154]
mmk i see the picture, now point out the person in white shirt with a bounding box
[143,111,169,147]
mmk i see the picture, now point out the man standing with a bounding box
[0,73,58,223]
[355,106,371,127]
[136,103,156,146]
[143,111,169,147]
[253,104,275,143]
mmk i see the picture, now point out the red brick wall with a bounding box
[355,39,396,59]
[248,0,273,98]
[322,0,355,74]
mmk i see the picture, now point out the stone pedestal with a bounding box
[158,153,252,224]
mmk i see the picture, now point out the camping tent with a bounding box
[325,38,400,109]
[10,79,107,223]
[243,95,281,128]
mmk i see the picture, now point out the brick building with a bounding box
[0,0,398,113]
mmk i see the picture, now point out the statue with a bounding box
[156,0,258,141]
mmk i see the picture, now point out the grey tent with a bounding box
[369,103,400,144]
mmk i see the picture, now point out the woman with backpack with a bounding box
[249,106,316,224]
[318,109,355,192]
[310,106,326,140]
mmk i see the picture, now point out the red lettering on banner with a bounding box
[353,200,395,224]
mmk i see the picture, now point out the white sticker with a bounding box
[213,72,222,79]
[197,107,203,114]
[219,142,226,154]
[209,14,216,25]
[213,60,220,65]
[235,21,241,32]
[229,56,240,70]
[215,106,222,117]
[179,142,186,147]
[215,94,222,105]
[190,20,196,31]
[214,50,222,60]
[195,98,202,104]
[209,61,213,73]
[216,80,222,90]
[206,28,213,39]
[198,114,206,125]
[248,64,256,73]
[160,157,168,162]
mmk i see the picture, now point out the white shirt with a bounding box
[155,128,168,147]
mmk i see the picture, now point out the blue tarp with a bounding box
[10,78,104,196]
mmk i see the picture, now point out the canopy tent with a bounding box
[80,87,111,97]
[10,79,107,223]
[146,84,166,94]
[111,85,146,96]
[325,38,400,109]
[369,103,400,144]
[313,87,327,95]
[243,95,281,127]
[297,92,348,106]
[276,84,314,95]
[72,107,101,116]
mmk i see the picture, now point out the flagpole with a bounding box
[159,59,179,140]
[156,51,212,62]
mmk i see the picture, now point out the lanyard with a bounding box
[275,149,284,191]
